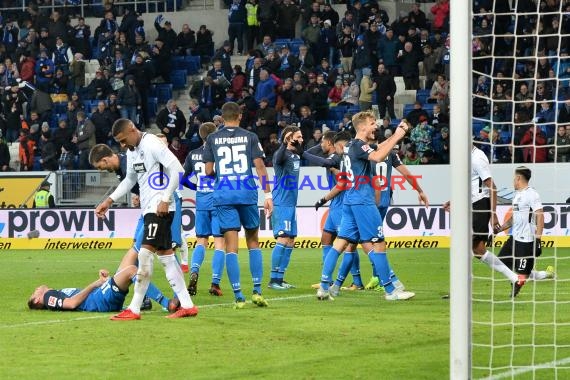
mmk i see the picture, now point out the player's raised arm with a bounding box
[368,120,411,163]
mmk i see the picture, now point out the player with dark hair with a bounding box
[202,102,273,309]
[95,119,196,320]
[267,125,303,290]
[443,144,524,298]
[494,166,547,297]
[316,112,415,301]
[184,122,226,297]
[28,250,179,312]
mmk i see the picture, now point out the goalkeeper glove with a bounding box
[291,140,304,156]
[315,197,327,210]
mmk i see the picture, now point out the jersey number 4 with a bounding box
[218,145,248,175]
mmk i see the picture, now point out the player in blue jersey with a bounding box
[202,102,273,309]
[268,125,304,290]
[28,250,179,312]
[89,144,180,311]
[183,122,226,297]
[304,131,359,290]
[316,111,416,301]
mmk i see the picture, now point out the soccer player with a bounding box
[494,166,546,297]
[89,144,179,311]
[268,125,303,290]
[202,102,273,309]
[183,122,226,297]
[317,111,416,301]
[443,144,524,297]
[305,131,355,291]
[95,119,196,320]
[28,250,179,312]
[364,137,430,291]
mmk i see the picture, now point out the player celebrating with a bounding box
[364,137,429,291]
[317,112,415,301]
[443,144,524,298]
[183,122,226,297]
[495,166,545,297]
[95,119,197,320]
[202,102,273,309]
[268,125,303,290]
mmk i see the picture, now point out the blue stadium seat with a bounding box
[53,102,68,114]
[274,38,291,47]
[472,121,485,136]
[403,104,415,117]
[147,97,158,118]
[289,41,303,55]
[347,106,361,114]
[156,84,173,104]
[172,56,185,70]
[170,70,188,90]
[328,106,347,121]
[416,89,430,104]
[183,56,201,75]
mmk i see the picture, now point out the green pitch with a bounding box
[0,247,565,379]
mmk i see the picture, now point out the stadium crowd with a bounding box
[472,0,570,164]
[4,0,566,173]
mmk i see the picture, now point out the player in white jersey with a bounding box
[443,144,523,296]
[494,166,546,297]
[95,119,197,320]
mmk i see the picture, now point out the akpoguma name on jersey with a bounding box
[215,136,248,145]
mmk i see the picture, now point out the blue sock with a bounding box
[270,243,286,283]
[334,252,354,287]
[249,248,263,295]
[322,244,331,263]
[349,250,364,287]
[226,253,244,301]
[133,276,170,309]
[321,247,340,290]
[368,251,395,293]
[389,266,399,283]
[278,246,293,283]
[211,249,225,285]
[191,244,206,273]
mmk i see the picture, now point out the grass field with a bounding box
[0,247,566,379]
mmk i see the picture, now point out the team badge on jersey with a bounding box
[361,144,374,153]
[133,162,146,173]
[47,296,57,307]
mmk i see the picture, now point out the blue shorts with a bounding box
[133,193,182,250]
[195,209,222,237]
[272,205,297,238]
[323,206,342,235]
[338,204,385,244]
[79,278,128,312]
[215,204,259,233]
[378,206,388,223]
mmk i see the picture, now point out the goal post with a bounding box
[449,0,473,379]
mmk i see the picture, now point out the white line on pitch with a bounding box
[0,294,316,329]
[482,357,570,379]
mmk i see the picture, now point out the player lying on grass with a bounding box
[27,257,179,313]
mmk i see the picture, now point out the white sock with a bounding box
[159,254,194,308]
[529,270,547,281]
[179,234,189,265]
[128,247,154,314]
[480,251,519,283]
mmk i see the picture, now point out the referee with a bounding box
[32,180,55,208]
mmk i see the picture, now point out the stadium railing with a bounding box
[55,170,129,207]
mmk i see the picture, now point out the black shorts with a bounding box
[498,236,539,276]
[472,198,491,244]
[142,212,174,251]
